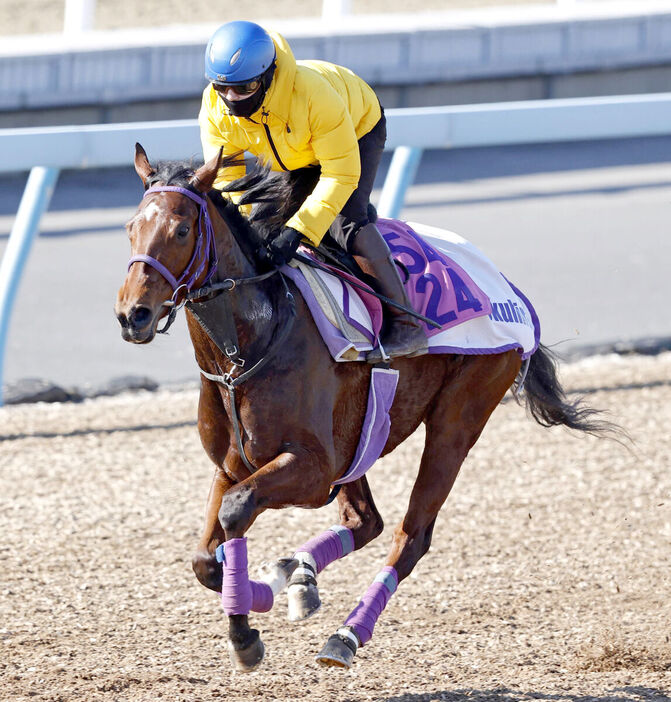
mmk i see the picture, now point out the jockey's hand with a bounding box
[268,226,302,266]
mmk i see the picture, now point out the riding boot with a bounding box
[351,222,427,363]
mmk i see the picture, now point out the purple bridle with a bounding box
[127,185,218,300]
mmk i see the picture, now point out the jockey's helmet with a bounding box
[205,21,276,86]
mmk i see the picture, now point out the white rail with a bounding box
[4,94,671,174]
[62,0,354,31]
[63,0,96,33]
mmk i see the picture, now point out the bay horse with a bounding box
[115,144,610,671]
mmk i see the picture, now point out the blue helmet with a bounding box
[205,21,276,85]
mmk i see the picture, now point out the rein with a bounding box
[293,251,442,330]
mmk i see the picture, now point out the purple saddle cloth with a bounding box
[378,218,491,336]
[280,218,539,486]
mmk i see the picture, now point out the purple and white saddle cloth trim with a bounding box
[282,263,382,362]
[333,367,399,486]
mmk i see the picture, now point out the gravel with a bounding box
[1,352,670,700]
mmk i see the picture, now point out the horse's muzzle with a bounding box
[116,304,157,344]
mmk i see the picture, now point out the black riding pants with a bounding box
[329,109,387,253]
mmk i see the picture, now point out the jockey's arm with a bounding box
[285,87,361,247]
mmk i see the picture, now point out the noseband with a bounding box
[127,185,218,331]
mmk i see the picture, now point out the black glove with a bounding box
[268,226,302,266]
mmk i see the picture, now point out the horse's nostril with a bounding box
[129,306,153,329]
[116,311,129,329]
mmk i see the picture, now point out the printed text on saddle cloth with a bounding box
[378,218,491,335]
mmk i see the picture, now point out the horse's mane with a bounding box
[147,155,320,249]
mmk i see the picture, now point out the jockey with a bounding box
[199,20,426,361]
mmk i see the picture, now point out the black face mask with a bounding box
[222,88,266,118]
[221,63,276,119]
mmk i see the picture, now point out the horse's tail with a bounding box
[517,343,618,437]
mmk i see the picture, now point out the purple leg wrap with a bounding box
[344,566,398,646]
[249,580,274,613]
[220,538,274,615]
[294,525,355,574]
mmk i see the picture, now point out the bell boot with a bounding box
[351,222,427,363]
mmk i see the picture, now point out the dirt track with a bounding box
[1,352,670,702]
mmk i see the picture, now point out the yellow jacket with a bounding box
[198,31,382,245]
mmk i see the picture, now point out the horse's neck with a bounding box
[191,202,281,370]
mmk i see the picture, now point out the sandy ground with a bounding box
[1,352,670,701]
[3,0,669,694]
[7,0,558,36]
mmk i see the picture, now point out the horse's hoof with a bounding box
[227,629,265,672]
[287,581,321,621]
[192,549,223,592]
[315,629,359,669]
[257,557,298,594]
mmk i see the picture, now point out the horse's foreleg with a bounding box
[217,447,333,671]
[316,353,521,668]
[218,537,298,671]
[287,476,384,621]
[192,378,233,592]
[192,467,232,592]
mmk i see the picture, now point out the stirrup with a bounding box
[366,326,427,363]
[366,340,390,364]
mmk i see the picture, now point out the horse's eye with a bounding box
[176,224,190,239]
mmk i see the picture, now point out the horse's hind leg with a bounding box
[317,352,521,668]
[287,476,384,621]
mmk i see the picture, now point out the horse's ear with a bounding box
[134,143,155,184]
[190,147,223,193]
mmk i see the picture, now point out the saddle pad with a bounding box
[283,259,382,361]
[283,218,540,361]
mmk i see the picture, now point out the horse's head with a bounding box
[115,143,222,344]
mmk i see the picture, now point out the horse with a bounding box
[115,143,611,671]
